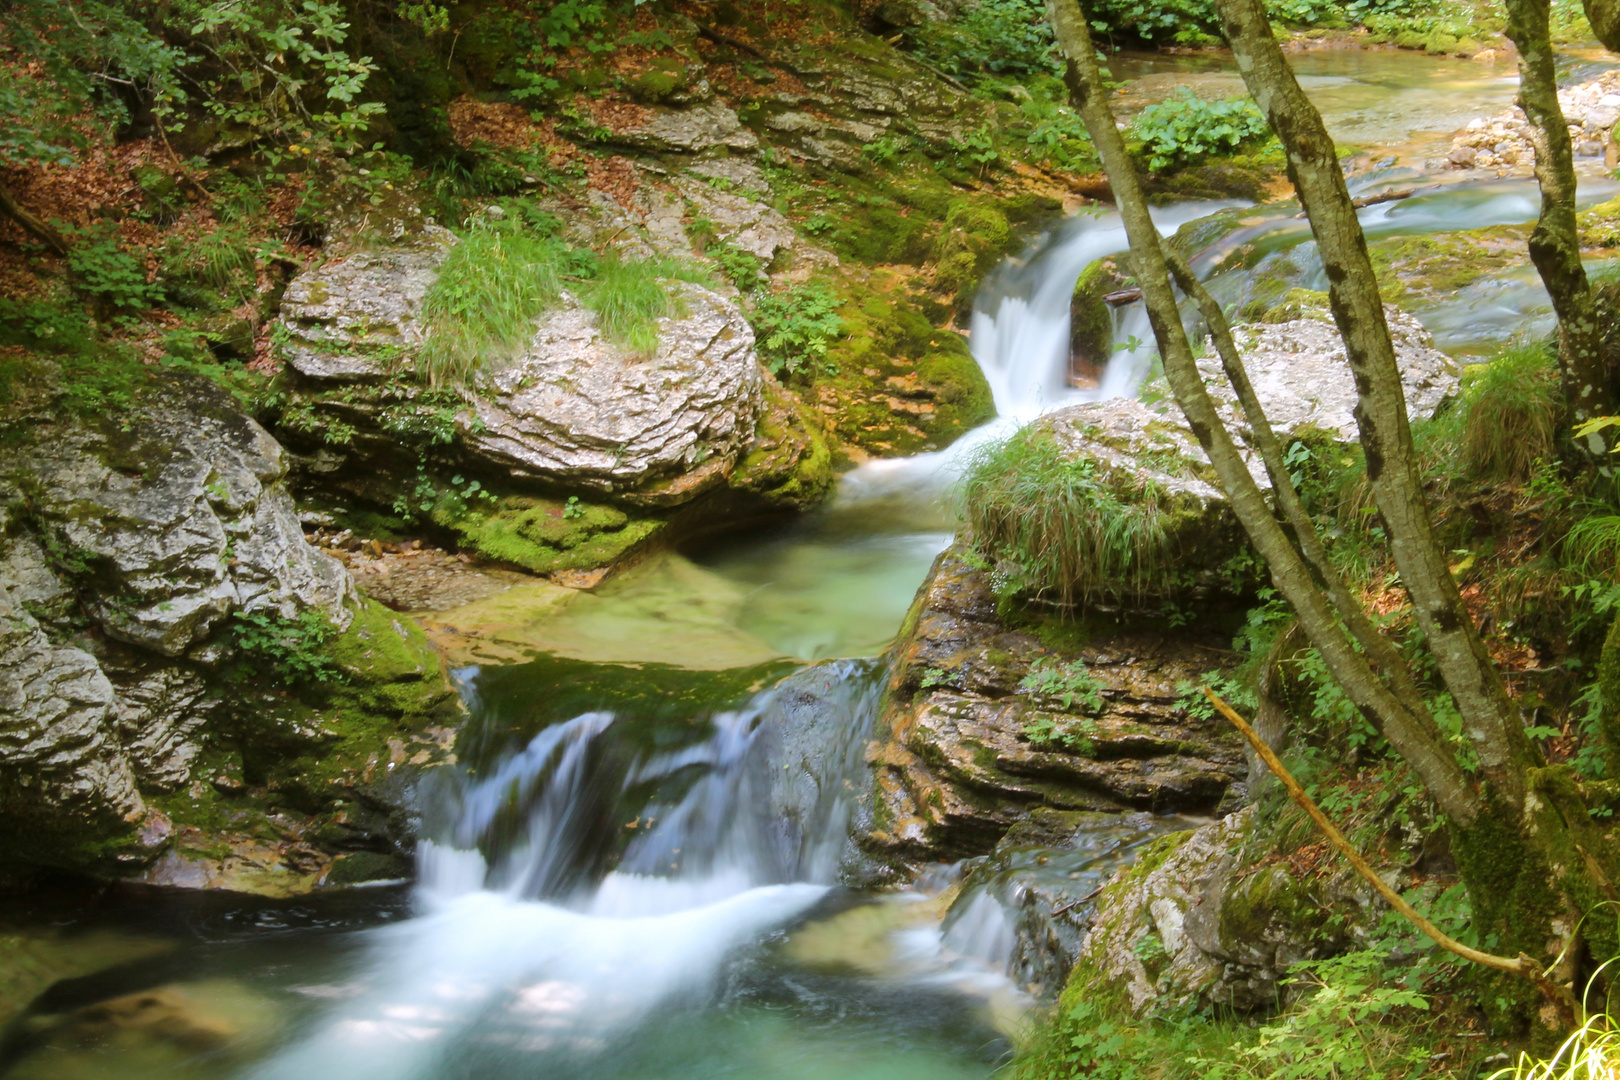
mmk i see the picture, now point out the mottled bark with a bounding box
[1580,0,1620,55]
[1042,0,1480,827]
[1212,0,1534,809]
[1503,0,1615,426]
[1168,252,1432,723]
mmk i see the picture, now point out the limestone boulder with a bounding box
[1031,307,1459,599]
[1073,805,1393,1012]
[20,377,354,658]
[464,283,767,506]
[277,225,456,381]
[862,546,1247,867]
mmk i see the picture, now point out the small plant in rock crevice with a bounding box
[231,608,342,686]
[749,281,845,377]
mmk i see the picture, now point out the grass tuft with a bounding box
[959,425,1175,606]
[419,216,717,384]
[418,220,574,387]
[1459,342,1561,481]
[580,254,715,355]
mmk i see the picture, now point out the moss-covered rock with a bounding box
[729,379,835,511]
[805,272,996,460]
[436,495,665,575]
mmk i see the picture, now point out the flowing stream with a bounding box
[5,46,1620,1080]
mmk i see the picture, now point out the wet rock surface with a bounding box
[861,547,1247,867]
[943,809,1186,999]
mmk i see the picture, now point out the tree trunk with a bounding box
[1041,0,1481,830]
[1580,0,1620,53]
[1503,0,1615,428]
[1211,0,1535,810]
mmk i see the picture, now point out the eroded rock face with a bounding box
[278,226,457,382]
[0,376,454,887]
[465,284,766,505]
[612,99,759,153]
[862,547,1247,867]
[1073,806,1380,1012]
[20,378,355,657]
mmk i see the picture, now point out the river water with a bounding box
[2,45,1615,1080]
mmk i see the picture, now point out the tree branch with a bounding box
[0,179,69,256]
[1206,687,1583,1026]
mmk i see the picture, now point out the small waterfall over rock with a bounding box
[248,662,890,1080]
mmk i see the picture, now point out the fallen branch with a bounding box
[0,179,69,256]
[1204,686,1584,1024]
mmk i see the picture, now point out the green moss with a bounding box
[1365,226,1528,307]
[730,380,835,510]
[1579,195,1620,248]
[440,494,665,574]
[1259,287,1333,323]
[807,273,994,458]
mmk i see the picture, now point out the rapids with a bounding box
[4,46,1617,1080]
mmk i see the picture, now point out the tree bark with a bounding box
[1042,0,1482,828]
[1503,0,1615,428]
[1211,0,1534,810]
[1580,0,1620,53]
[0,179,69,257]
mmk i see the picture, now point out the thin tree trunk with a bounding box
[1503,0,1615,428]
[1211,0,1533,809]
[0,179,69,256]
[1041,0,1481,828]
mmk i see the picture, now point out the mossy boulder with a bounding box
[1070,257,1133,384]
[809,274,995,459]
[729,379,835,511]
[437,495,665,575]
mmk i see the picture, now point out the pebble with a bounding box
[1444,69,1620,171]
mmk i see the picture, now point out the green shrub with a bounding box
[905,0,1059,79]
[960,426,1176,606]
[231,608,341,686]
[64,223,163,311]
[750,282,845,377]
[1128,91,1272,172]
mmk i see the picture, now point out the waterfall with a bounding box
[248,662,887,1080]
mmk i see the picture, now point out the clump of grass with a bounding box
[579,254,715,355]
[419,220,574,386]
[420,210,716,383]
[1490,1013,1620,1080]
[959,425,1174,606]
[1458,341,1561,481]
